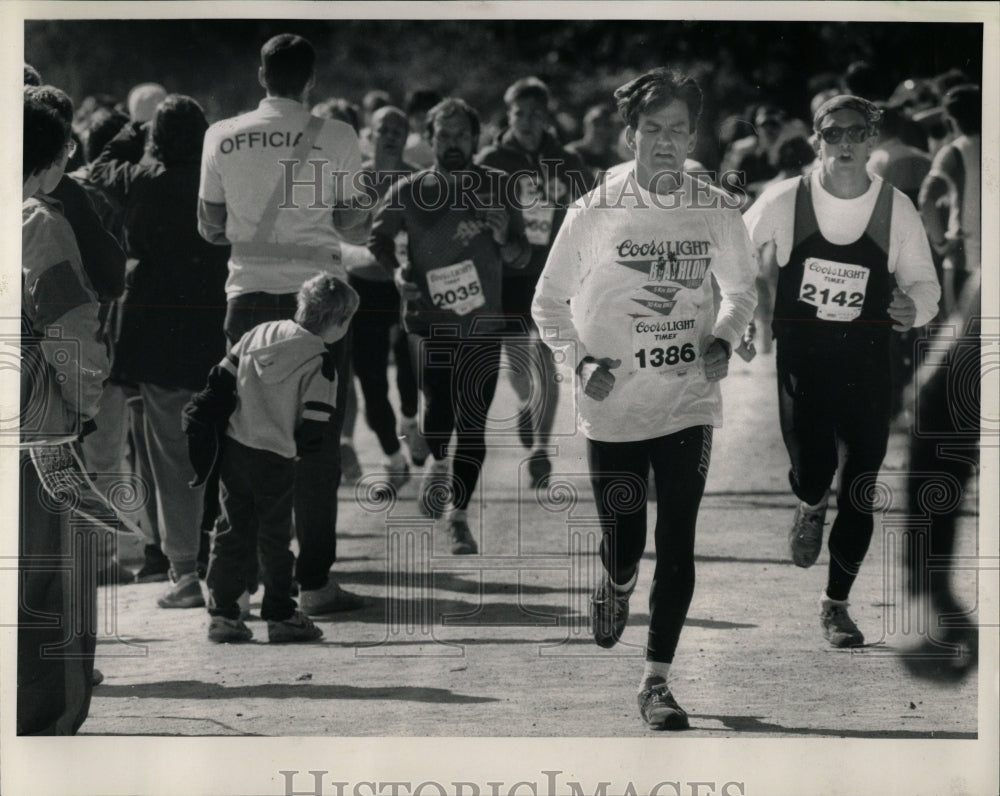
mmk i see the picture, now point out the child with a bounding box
[184,273,359,643]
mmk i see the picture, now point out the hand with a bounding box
[888,287,917,332]
[479,207,509,246]
[394,267,422,302]
[578,357,620,401]
[701,336,730,382]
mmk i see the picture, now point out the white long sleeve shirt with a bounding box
[532,170,758,442]
[744,170,940,326]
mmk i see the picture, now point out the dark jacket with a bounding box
[89,123,230,391]
[476,129,592,276]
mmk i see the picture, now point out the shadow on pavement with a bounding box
[92,681,500,703]
[696,714,977,739]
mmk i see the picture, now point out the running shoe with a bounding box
[789,502,827,568]
[637,677,690,730]
[267,610,323,643]
[299,579,367,615]
[208,615,253,643]
[590,571,635,648]
[156,571,205,609]
[820,599,865,647]
[448,518,478,555]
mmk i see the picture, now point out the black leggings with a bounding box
[411,334,501,511]
[777,347,891,601]
[349,276,418,456]
[587,425,713,663]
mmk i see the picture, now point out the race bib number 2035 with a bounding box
[426,260,486,316]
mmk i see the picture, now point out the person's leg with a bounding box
[18,451,96,735]
[450,340,501,511]
[392,323,419,421]
[139,383,205,589]
[411,332,457,518]
[252,453,296,622]
[294,330,350,590]
[645,425,712,664]
[207,440,258,620]
[350,278,403,457]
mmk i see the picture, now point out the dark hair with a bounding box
[405,89,442,118]
[24,84,73,124]
[24,63,42,86]
[503,76,550,108]
[149,95,209,166]
[294,273,359,335]
[843,60,881,100]
[312,98,361,133]
[260,34,315,97]
[943,84,980,135]
[425,97,481,141]
[777,135,816,172]
[613,68,702,130]
[24,91,69,177]
[84,107,129,162]
[875,103,904,140]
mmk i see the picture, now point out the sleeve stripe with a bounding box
[221,356,238,375]
[302,408,333,422]
[303,400,335,413]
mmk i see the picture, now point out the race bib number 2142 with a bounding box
[799,257,870,321]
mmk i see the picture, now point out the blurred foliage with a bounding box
[26,18,982,167]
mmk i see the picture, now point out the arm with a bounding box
[918,166,955,258]
[891,199,941,329]
[49,176,126,302]
[710,211,760,353]
[87,121,147,204]
[331,127,374,245]
[294,365,338,455]
[197,126,230,245]
[531,206,589,368]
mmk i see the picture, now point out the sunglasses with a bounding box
[817,125,870,144]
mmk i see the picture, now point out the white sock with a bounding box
[801,496,828,512]
[342,436,355,447]
[821,592,847,606]
[447,508,467,523]
[640,661,671,688]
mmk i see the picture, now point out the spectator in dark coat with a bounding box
[89,94,230,609]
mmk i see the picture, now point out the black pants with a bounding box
[587,425,713,664]
[777,344,891,600]
[18,451,96,735]
[411,334,501,511]
[348,276,418,455]
[208,438,296,621]
[225,291,348,590]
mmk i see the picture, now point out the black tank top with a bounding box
[773,175,894,367]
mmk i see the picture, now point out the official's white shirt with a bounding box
[744,170,940,326]
[200,97,365,298]
[532,169,758,442]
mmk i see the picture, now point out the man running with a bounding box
[744,95,940,647]
[533,68,757,729]
[370,97,530,554]
[477,77,591,487]
[197,33,370,615]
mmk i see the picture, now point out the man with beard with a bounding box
[369,98,530,554]
[477,78,591,488]
[744,95,939,647]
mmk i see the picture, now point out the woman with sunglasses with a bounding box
[743,95,940,649]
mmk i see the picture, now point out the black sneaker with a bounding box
[135,544,170,583]
[590,571,634,648]
[820,599,865,647]
[448,518,478,555]
[789,502,827,568]
[638,677,690,730]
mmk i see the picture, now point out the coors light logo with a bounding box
[616,239,711,290]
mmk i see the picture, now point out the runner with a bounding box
[533,68,757,729]
[370,97,530,554]
[197,33,370,615]
[477,77,591,487]
[744,94,940,647]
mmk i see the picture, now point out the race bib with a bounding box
[426,260,486,316]
[631,317,699,376]
[517,175,555,246]
[799,258,870,322]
